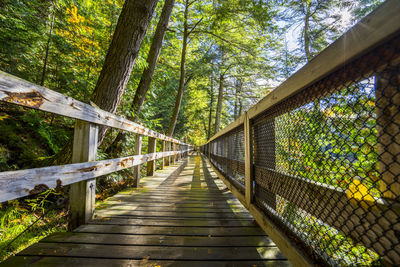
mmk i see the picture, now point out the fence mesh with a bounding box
[204,34,400,265]
[209,126,245,191]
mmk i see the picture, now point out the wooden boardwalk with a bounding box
[3,154,290,266]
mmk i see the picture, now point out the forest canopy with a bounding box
[0,0,382,170]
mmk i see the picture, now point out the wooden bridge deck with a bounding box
[3,154,290,266]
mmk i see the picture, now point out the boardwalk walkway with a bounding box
[3,154,289,266]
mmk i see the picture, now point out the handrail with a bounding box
[0,150,190,203]
[202,0,400,265]
[0,70,193,228]
[0,71,186,145]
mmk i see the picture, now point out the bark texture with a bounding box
[207,74,214,140]
[167,0,189,137]
[106,0,176,154]
[214,73,224,134]
[106,0,175,154]
[92,0,159,144]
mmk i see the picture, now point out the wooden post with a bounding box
[172,143,177,164]
[161,140,166,169]
[133,134,142,187]
[376,68,400,200]
[69,120,98,230]
[165,142,170,166]
[244,112,253,206]
[147,137,156,176]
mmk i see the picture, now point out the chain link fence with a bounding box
[202,31,400,266]
[208,126,246,192]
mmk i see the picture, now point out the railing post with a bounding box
[133,134,142,187]
[244,112,253,206]
[147,137,156,176]
[172,143,177,164]
[161,140,166,169]
[376,68,400,200]
[165,142,170,166]
[69,120,98,229]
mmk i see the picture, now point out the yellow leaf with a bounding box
[0,113,9,120]
[347,179,376,210]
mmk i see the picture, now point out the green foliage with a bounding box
[26,189,62,214]
[0,198,68,262]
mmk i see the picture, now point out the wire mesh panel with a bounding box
[252,34,400,265]
[209,126,245,192]
[226,126,245,190]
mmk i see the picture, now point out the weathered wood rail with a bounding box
[0,71,192,228]
[202,1,400,265]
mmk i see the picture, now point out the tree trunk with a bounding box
[92,0,159,145]
[214,72,224,134]
[106,0,175,155]
[233,78,242,120]
[207,73,214,140]
[40,0,56,86]
[131,0,175,119]
[167,0,189,137]
[49,0,159,165]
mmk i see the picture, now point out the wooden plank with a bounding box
[161,140,166,169]
[254,165,400,264]
[244,112,253,206]
[94,210,253,219]
[97,205,246,212]
[0,151,189,203]
[2,257,291,267]
[89,217,255,227]
[97,215,252,222]
[172,143,177,164]
[205,156,312,266]
[133,134,142,187]
[146,137,156,176]
[166,142,170,166]
[0,73,186,145]
[106,197,241,205]
[17,242,286,260]
[108,193,237,200]
[98,202,245,209]
[42,232,274,246]
[70,121,98,229]
[95,207,247,213]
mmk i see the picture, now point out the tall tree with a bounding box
[213,48,225,134]
[92,0,159,144]
[106,0,176,154]
[167,0,190,137]
[207,72,215,139]
[51,0,159,164]
[39,0,57,86]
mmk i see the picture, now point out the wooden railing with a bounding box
[201,1,400,266]
[0,71,192,228]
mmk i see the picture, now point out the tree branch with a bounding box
[188,17,203,36]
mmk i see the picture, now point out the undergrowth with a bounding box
[0,190,69,262]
